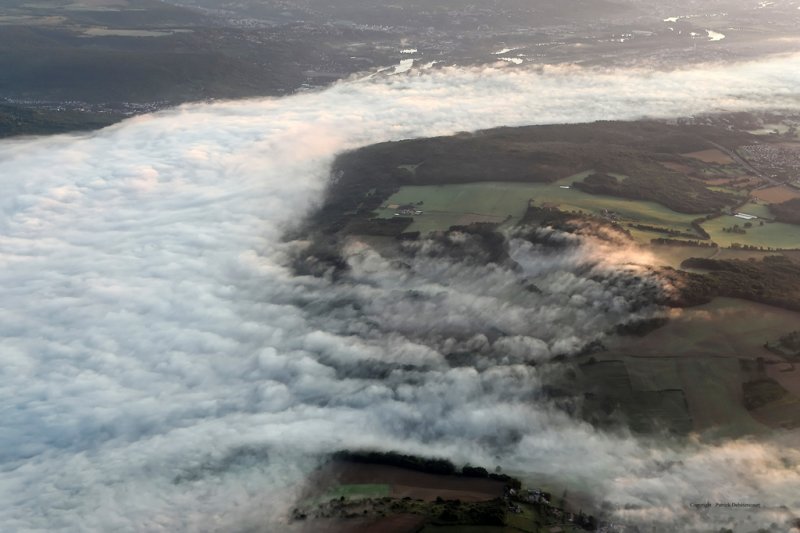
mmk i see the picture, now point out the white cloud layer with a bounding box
[2,56,800,532]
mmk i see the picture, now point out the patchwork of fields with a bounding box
[587,299,800,436]
[375,177,800,251]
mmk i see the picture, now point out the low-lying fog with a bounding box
[2,56,800,531]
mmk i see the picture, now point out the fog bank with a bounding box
[2,56,800,531]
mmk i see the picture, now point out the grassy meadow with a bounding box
[701,216,800,250]
[376,178,703,240]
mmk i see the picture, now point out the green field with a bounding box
[735,201,775,219]
[701,216,800,250]
[373,176,799,250]
[648,244,720,268]
[376,179,703,239]
[651,244,798,269]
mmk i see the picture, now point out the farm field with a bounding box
[751,185,800,203]
[682,149,735,165]
[648,244,723,269]
[747,123,795,137]
[701,215,800,249]
[606,298,800,359]
[734,201,774,219]
[578,358,694,434]
[624,357,682,391]
[418,526,508,532]
[676,358,768,436]
[316,463,507,503]
[290,458,580,533]
[376,180,703,240]
[652,244,800,271]
[323,484,390,500]
[750,393,800,429]
[707,184,750,197]
[767,364,800,397]
[581,353,786,436]
[374,179,799,250]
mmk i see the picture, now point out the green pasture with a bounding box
[701,216,800,250]
[648,244,719,269]
[373,177,798,251]
[650,245,793,270]
[708,185,749,197]
[735,202,774,219]
[376,179,704,239]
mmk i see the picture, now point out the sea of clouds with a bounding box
[2,55,800,532]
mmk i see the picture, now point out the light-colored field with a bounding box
[377,180,702,239]
[72,0,129,7]
[707,184,750,197]
[81,28,192,37]
[650,244,798,270]
[682,149,735,165]
[748,124,793,136]
[660,161,693,173]
[735,201,774,219]
[0,15,66,24]
[648,244,720,268]
[63,0,131,11]
[752,185,800,204]
[704,177,733,186]
[701,216,800,250]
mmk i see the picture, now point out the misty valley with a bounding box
[2,1,800,533]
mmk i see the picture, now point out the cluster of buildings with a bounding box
[739,144,800,181]
[389,203,423,216]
